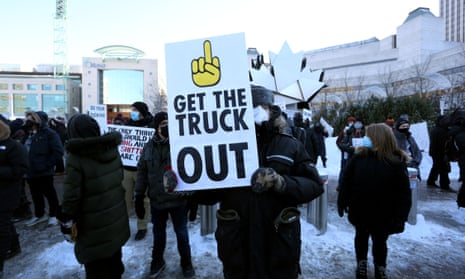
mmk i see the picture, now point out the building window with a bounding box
[27,84,38,90]
[42,84,53,90]
[0,83,8,90]
[13,94,38,115]
[12,84,24,90]
[56,84,65,91]
[42,94,66,114]
[0,93,9,115]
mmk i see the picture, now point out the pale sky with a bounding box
[0,0,439,74]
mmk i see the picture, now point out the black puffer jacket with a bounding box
[24,111,64,178]
[0,123,28,211]
[192,113,324,279]
[135,135,186,210]
[338,148,412,232]
[62,132,130,264]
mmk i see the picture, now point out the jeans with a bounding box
[151,205,192,267]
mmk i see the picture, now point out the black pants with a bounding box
[27,175,59,218]
[84,249,124,279]
[0,210,19,271]
[354,226,389,267]
[427,156,450,188]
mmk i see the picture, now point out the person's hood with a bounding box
[66,132,122,162]
[0,119,10,140]
[25,111,42,127]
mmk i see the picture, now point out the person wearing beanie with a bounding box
[385,116,395,128]
[128,101,153,127]
[58,113,130,278]
[23,110,64,227]
[393,116,423,181]
[171,85,324,279]
[0,119,28,277]
[134,111,196,278]
[123,101,154,240]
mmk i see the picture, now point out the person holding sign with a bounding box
[134,112,195,279]
[170,85,324,279]
[122,101,154,241]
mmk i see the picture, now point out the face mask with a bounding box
[362,136,373,148]
[398,127,409,134]
[160,126,169,138]
[24,119,34,128]
[354,122,363,129]
[254,106,269,125]
[347,121,354,127]
[130,111,140,121]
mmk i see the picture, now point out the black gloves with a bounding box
[163,170,178,192]
[135,195,146,220]
[337,206,348,217]
[251,167,286,193]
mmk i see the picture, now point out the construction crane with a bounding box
[53,0,69,116]
[53,0,68,77]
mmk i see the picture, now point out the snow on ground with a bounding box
[3,122,465,278]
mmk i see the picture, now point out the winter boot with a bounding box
[375,265,388,279]
[182,263,195,278]
[149,259,165,279]
[5,234,20,260]
[355,260,368,279]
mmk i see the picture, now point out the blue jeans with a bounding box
[151,205,192,267]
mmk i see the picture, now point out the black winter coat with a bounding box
[0,137,28,211]
[62,132,130,264]
[135,136,186,210]
[24,124,64,178]
[192,122,324,279]
[337,149,412,233]
[429,125,448,159]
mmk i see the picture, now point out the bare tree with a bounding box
[407,56,436,96]
[377,65,402,97]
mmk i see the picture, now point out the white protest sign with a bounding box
[107,124,155,167]
[302,108,312,122]
[165,33,259,191]
[88,104,107,135]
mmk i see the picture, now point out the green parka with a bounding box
[62,132,130,264]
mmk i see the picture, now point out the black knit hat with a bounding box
[67,114,101,139]
[251,85,274,107]
[131,101,149,118]
[153,111,168,129]
[395,117,409,129]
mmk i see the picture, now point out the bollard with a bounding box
[200,204,217,236]
[407,167,418,225]
[306,172,328,235]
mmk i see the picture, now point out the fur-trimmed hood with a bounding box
[66,132,122,162]
[0,120,10,140]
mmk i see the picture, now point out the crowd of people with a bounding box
[0,90,464,279]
